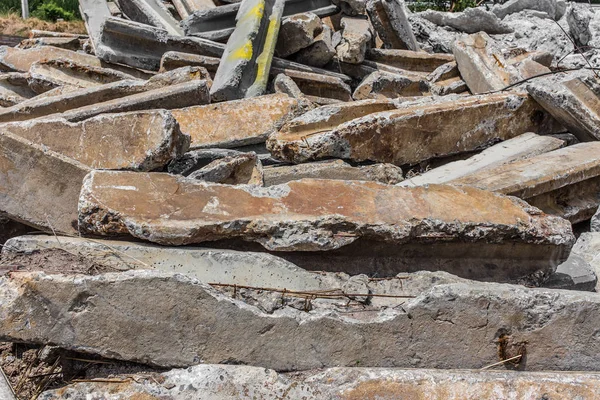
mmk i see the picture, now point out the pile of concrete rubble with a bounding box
[3,0,600,397]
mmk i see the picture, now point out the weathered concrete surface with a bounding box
[2,110,188,171]
[79,0,112,51]
[189,153,264,185]
[353,71,426,100]
[3,271,600,371]
[264,160,403,186]
[273,99,396,142]
[0,67,207,123]
[366,0,419,51]
[172,93,302,149]
[570,233,600,292]
[336,16,373,64]
[17,36,81,51]
[268,93,559,166]
[0,131,90,234]
[528,75,600,142]
[450,142,600,224]
[453,32,549,94]
[420,8,513,34]
[275,12,322,58]
[544,253,597,292]
[210,0,285,101]
[493,0,559,20]
[39,366,600,400]
[367,48,453,73]
[118,0,183,36]
[292,24,335,68]
[78,171,573,272]
[172,0,215,20]
[271,68,352,101]
[59,79,210,122]
[0,73,36,107]
[160,51,220,74]
[400,132,564,187]
[0,45,100,73]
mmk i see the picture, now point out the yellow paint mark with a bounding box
[228,38,253,61]
[238,1,265,23]
[251,15,279,91]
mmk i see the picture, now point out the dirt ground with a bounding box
[0,14,86,36]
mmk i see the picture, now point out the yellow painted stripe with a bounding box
[238,1,265,23]
[228,38,253,61]
[251,15,279,90]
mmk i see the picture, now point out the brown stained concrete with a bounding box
[172,93,303,149]
[2,110,189,171]
[268,93,560,165]
[367,48,454,72]
[0,131,90,234]
[78,172,573,279]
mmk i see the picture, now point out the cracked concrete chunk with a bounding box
[527,75,600,142]
[367,48,454,73]
[2,271,600,371]
[0,45,100,73]
[2,110,189,171]
[367,0,419,51]
[172,93,302,149]
[420,8,513,34]
[118,0,183,36]
[492,0,558,20]
[353,71,426,100]
[292,24,335,68]
[449,142,600,224]
[336,16,373,64]
[263,160,403,186]
[189,153,264,185]
[268,93,559,165]
[0,73,36,107]
[272,68,352,102]
[0,131,90,234]
[400,132,564,187]
[78,171,573,264]
[275,13,322,58]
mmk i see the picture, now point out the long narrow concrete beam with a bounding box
[79,0,112,51]
[40,365,600,399]
[367,48,454,72]
[182,0,338,42]
[0,131,90,234]
[3,271,600,371]
[172,0,215,20]
[119,0,183,36]
[210,0,286,101]
[172,93,303,148]
[2,110,189,171]
[449,142,600,224]
[528,75,600,142]
[366,0,419,51]
[268,93,560,165]
[400,132,565,187]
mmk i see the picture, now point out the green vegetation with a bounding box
[0,0,81,21]
[408,0,478,12]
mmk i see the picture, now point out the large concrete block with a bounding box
[3,271,600,371]
[78,172,573,278]
[335,16,373,64]
[400,132,565,187]
[39,365,600,399]
[367,48,454,73]
[528,75,600,142]
[2,110,189,171]
[0,73,36,107]
[210,0,286,101]
[268,93,559,165]
[366,0,419,51]
[118,0,183,36]
[0,131,90,234]
[420,8,513,34]
[353,70,426,100]
[450,142,600,224]
[275,12,322,58]
[172,93,302,148]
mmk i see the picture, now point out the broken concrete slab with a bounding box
[0,73,36,107]
[118,0,183,36]
[181,0,338,42]
[449,142,600,224]
[171,93,302,149]
[336,16,373,64]
[353,71,426,100]
[493,0,558,20]
[0,67,206,123]
[5,271,600,371]
[271,68,352,101]
[420,8,513,35]
[367,48,454,73]
[291,24,335,68]
[96,17,224,71]
[17,36,82,51]
[172,0,215,20]
[78,171,573,274]
[210,0,285,101]
[453,32,550,94]
[429,76,468,96]
[59,79,210,122]
[400,132,564,187]
[1,110,188,171]
[159,51,220,74]
[544,253,597,292]
[268,93,559,166]
[0,45,101,73]
[79,0,113,51]
[263,160,403,186]
[366,0,419,51]
[570,232,600,292]
[273,99,397,143]
[0,131,90,234]
[527,75,600,142]
[189,153,263,185]
[275,12,322,58]
[38,365,600,399]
